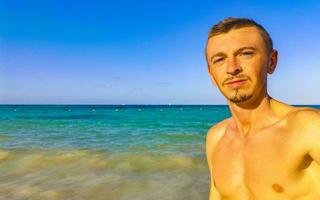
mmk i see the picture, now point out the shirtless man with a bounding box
[205,17,320,200]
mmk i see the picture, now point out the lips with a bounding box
[225,79,247,85]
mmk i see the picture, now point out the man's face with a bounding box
[206,27,274,104]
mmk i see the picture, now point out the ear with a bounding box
[208,67,217,86]
[267,50,278,74]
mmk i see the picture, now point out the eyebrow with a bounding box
[210,46,258,62]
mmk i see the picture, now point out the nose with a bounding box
[226,57,242,75]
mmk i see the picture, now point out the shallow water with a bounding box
[0,149,209,200]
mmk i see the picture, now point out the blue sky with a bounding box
[0,0,319,104]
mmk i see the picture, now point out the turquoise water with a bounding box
[0,105,318,200]
[0,105,231,155]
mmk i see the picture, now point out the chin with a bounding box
[229,94,253,103]
[224,90,254,104]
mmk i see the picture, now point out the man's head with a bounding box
[205,17,278,105]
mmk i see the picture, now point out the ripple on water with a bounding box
[0,149,209,200]
[0,150,9,160]
[0,135,12,142]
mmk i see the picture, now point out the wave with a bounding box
[0,148,209,200]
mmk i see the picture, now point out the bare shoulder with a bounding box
[206,120,227,200]
[206,118,230,156]
[287,106,320,128]
[287,107,320,164]
[286,107,320,151]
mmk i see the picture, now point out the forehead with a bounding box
[206,27,265,55]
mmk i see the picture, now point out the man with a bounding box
[205,17,320,200]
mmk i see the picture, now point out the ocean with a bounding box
[0,105,318,200]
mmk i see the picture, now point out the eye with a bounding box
[213,57,225,64]
[240,51,254,57]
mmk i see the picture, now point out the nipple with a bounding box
[272,183,284,193]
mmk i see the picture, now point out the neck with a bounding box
[227,92,277,137]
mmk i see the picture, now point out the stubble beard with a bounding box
[228,88,253,103]
[222,74,253,103]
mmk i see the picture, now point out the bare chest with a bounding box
[211,128,313,199]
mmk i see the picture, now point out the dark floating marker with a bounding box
[272,183,284,193]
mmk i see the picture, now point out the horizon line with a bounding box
[0,104,319,106]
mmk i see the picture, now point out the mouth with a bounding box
[225,79,247,87]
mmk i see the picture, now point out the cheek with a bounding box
[246,59,267,77]
[210,68,221,83]
[257,63,268,80]
[249,63,268,88]
[212,69,226,86]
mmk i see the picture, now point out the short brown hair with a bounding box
[207,17,273,55]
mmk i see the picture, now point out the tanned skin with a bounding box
[205,27,320,200]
